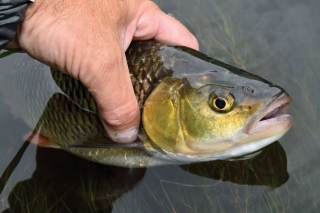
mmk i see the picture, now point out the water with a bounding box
[1,0,320,212]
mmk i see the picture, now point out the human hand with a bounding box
[6,0,199,143]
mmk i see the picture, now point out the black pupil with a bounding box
[215,98,226,109]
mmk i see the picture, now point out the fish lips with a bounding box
[246,92,293,136]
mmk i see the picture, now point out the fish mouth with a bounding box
[247,92,292,135]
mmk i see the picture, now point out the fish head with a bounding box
[142,54,292,163]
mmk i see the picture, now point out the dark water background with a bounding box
[1,0,320,212]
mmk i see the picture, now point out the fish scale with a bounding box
[127,41,173,107]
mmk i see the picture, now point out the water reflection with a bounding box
[1,142,287,212]
[2,147,146,213]
[182,142,288,188]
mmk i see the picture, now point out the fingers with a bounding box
[130,1,199,50]
[84,44,140,143]
[155,13,199,50]
[88,1,197,143]
[18,0,141,143]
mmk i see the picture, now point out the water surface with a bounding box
[1,0,320,212]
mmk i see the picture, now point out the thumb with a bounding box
[85,45,140,143]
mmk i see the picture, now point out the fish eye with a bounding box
[215,98,226,109]
[208,89,234,112]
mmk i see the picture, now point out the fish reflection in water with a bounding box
[1,140,287,212]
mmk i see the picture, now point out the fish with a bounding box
[0,40,292,168]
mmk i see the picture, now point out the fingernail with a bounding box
[167,13,176,18]
[106,126,139,143]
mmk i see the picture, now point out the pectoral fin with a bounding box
[24,131,60,149]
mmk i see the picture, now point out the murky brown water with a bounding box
[1,0,320,212]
